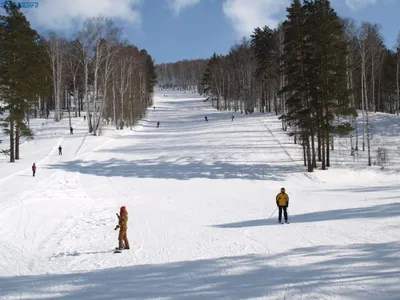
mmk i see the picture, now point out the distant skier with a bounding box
[58,145,62,156]
[115,206,130,250]
[231,115,234,122]
[70,127,73,135]
[32,163,36,177]
[157,121,160,128]
[276,187,289,224]
[205,116,208,122]
[153,106,155,110]
[84,116,86,121]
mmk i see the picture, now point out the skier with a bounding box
[84,115,86,121]
[70,127,73,135]
[32,163,36,177]
[205,116,208,122]
[157,121,160,128]
[115,206,130,250]
[58,145,62,156]
[231,115,234,122]
[276,187,289,224]
[153,106,155,110]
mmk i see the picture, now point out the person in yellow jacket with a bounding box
[276,187,289,223]
[115,206,130,250]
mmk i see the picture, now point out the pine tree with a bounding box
[305,0,354,169]
[0,1,49,162]
[201,53,221,109]
[281,0,314,171]
[251,26,276,113]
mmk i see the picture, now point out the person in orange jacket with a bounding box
[276,187,289,223]
[115,206,130,250]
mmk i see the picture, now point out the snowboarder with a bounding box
[157,121,160,128]
[70,127,73,135]
[115,206,130,250]
[32,163,36,177]
[58,145,62,156]
[205,116,208,122]
[231,115,234,122]
[276,187,289,223]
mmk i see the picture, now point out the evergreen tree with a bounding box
[0,1,48,162]
[305,0,354,169]
[251,26,276,113]
[281,0,353,171]
[280,0,314,171]
[201,53,221,109]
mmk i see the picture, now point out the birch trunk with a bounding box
[397,52,400,116]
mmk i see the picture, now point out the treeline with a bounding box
[201,0,400,172]
[156,59,207,92]
[0,1,156,162]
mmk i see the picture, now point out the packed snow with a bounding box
[0,91,399,299]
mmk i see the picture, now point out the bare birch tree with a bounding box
[358,23,373,165]
[91,19,121,135]
[66,41,81,118]
[342,18,359,153]
[45,32,65,122]
[77,19,97,132]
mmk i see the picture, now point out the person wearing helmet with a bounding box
[115,206,130,250]
[276,187,289,223]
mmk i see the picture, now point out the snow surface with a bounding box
[0,91,400,299]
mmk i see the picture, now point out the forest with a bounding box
[0,1,157,162]
[156,0,400,172]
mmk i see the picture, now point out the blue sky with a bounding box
[5,0,400,63]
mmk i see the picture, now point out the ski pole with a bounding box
[268,207,278,219]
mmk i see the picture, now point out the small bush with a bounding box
[376,147,390,170]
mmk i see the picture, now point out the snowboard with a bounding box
[114,247,123,253]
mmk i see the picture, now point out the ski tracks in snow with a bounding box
[0,122,117,276]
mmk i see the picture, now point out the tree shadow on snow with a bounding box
[321,185,400,193]
[46,158,300,181]
[213,202,400,228]
[0,242,399,299]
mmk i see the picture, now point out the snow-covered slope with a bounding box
[0,91,399,299]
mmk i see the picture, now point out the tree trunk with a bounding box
[303,136,306,166]
[113,80,117,129]
[364,68,372,166]
[361,60,366,151]
[73,76,78,117]
[67,87,72,130]
[306,135,313,172]
[326,133,330,168]
[371,55,376,112]
[311,130,316,168]
[397,53,400,115]
[9,118,15,163]
[15,123,20,160]
[317,131,322,161]
[84,60,92,132]
[321,133,326,170]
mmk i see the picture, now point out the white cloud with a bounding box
[23,0,142,31]
[222,0,288,37]
[345,0,376,10]
[166,0,201,15]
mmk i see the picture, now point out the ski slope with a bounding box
[0,91,399,299]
